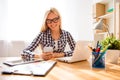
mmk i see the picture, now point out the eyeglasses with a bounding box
[46,17,59,24]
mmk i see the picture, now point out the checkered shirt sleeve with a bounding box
[63,31,76,56]
[22,32,43,59]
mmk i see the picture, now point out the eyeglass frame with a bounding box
[46,16,60,24]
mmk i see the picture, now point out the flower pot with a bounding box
[106,50,120,64]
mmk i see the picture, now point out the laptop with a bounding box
[56,41,91,63]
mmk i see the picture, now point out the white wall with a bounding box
[0,0,93,41]
[0,0,8,39]
[0,0,93,56]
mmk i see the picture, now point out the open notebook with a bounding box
[2,60,56,76]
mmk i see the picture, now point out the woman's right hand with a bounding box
[41,52,53,60]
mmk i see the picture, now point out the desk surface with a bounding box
[0,57,120,80]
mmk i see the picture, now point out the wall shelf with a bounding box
[98,12,113,19]
[94,0,111,4]
[93,0,120,39]
[93,0,115,45]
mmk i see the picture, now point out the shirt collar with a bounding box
[47,29,63,35]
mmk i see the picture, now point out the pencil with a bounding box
[88,46,93,51]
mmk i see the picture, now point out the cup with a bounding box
[92,51,106,68]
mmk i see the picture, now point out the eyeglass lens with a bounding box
[46,17,59,24]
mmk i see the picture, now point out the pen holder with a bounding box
[92,51,106,68]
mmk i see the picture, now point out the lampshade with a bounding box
[94,19,103,30]
[94,18,110,36]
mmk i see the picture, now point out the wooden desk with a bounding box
[0,57,120,80]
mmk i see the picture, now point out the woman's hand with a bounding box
[41,52,53,60]
[52,52,64,58]
[41,52,65,60]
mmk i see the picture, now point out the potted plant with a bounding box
[100,35,120,64]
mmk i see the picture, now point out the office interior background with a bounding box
[0,0,93,56]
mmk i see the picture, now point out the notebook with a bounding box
[3,59,43,66]
[2,60,57,76]
[56,41,91,63]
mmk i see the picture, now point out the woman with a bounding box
[22,8,76,60]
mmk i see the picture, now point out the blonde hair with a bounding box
[40,8,62,32]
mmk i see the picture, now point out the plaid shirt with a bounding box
[23,29,75,59]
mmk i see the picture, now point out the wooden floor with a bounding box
[0,57,120,80]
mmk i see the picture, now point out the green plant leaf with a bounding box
[100,36,120,50]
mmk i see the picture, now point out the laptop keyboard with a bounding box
[56,57,72,61]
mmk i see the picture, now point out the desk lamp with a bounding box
[94,18,110,36]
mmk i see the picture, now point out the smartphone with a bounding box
[43,47,53,52]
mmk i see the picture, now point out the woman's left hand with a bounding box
[52,52,64,58]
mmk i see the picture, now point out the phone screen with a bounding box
[43,47,53,52]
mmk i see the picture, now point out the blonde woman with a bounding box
[22,8,75,60]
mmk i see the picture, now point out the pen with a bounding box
[93,44,110,66]
[92,51,98,58]
[92,48,96,52]
[100,44,111,53]
[96,41,99,49]
[95,47,100,52]
[88,46,93,51]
